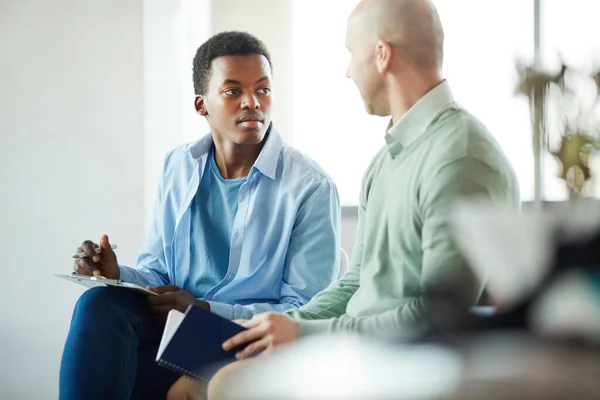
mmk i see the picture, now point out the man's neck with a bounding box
[211,137,264,179]
[388,72,443,124]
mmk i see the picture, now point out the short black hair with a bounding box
[192,31,273,96]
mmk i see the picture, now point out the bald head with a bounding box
[349,0,444,70]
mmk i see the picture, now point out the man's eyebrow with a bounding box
[222,77,269,85]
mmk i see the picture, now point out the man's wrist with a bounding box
[194,299,210,311]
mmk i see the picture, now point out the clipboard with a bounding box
[54,273,157,296]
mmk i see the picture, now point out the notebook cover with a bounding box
[157,304,247,379]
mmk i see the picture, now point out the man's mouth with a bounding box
[238,115,264,128]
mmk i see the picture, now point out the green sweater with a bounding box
[286,81,520,337]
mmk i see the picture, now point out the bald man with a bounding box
[168,1,519,397]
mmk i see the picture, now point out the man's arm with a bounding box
[284,190,367,321]
[118,154,172,287]
[284,158,375,322]
[208,179,342,320]
[296,156,516,337]
[283,259,360,320]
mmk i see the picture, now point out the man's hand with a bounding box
[72,234,120,280]
[222,312,298,360]
[147,285,210,315]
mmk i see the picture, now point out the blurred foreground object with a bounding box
[213,200,600,399]
[437,333,600,399]
[214,333,600,400]
[213,335,463,400]
[446,198,600,340]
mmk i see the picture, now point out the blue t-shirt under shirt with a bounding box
[184,147,246,298]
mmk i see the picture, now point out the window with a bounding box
[292,0,600,205]
[292,0,389,206]
[435,0,535,200]
[292,0,535,205]
[143,0,211,228]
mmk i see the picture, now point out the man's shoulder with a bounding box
[164,140,199,163]
[279,143,336,187]
[423,106,518,198]
[161,137,210,172]
[427,105,512,170]
[431,105,492,144]
[156,140,205,190]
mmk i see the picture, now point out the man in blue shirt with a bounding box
[59,31,341,400]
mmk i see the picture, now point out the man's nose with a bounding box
[241,93,260,110]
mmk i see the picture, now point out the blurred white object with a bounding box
[220,335,462,400]
[449,198,600,306]
[531,269,600,342]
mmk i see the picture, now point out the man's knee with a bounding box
[72,286,146,321]
[73,287,114,316]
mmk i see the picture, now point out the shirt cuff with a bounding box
[297,319,333,337]
[207,301,234,320]
[118,265,138,284]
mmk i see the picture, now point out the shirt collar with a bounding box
[385,80,454,157]
[189,122,283,180]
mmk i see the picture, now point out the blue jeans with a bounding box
[59,287,180,400]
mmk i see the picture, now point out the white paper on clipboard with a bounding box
[54,273,158,296]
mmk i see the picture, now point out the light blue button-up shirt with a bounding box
[118,125,341,320]
[185,147,247,297]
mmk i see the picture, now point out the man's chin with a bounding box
[360,94,377,116]
[231,126,268,145]
[364,102,389,117]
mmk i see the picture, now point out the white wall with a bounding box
[142,0,211,228]
[212,0,295,143]
[211,1,360,254]
[0,2,357,397]
[0,0,144,398]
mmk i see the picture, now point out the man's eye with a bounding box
[224,89,240,95]
[258,87,271,94]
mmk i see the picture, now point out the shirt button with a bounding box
[234,231,240,238]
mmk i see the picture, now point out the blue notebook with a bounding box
[155,304,247,379]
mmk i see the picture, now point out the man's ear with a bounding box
[194,95,208,116]
[375,40,393,74]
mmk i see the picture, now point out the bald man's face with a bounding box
[345,15,387,116]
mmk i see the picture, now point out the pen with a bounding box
[72,244,118,259]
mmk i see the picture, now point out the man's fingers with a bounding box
[74,263,94,276]
[81,240,98,258]
[236,319,261,329]
[150,285,181,295]
[148,292,176,306]
[99,235,117,261]
[75,258,97,275]
[73,260,99,276]
[235,337,269,360]
[223,326,267,351]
